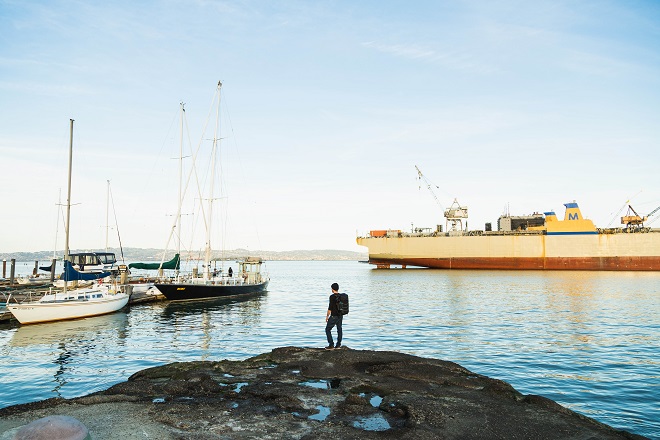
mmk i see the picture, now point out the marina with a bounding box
[0,261,658,438]
[2,120,130,325]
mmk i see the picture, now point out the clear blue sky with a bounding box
[1,0,659,254]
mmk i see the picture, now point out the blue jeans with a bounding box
[325,315,343,346]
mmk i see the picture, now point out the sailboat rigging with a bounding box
[8,119,129,325]
[155,81,269,300]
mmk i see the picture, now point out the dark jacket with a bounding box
[328,293,341,316]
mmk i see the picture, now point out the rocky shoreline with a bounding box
[0,347,647,439]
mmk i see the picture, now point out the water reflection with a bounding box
[9,312,129,399]
[52,343,72,396]
[160,291,266,319]
[308,405,330,421]
[157,292,266,360]
[10,312,129,348]
[0,262,657,438]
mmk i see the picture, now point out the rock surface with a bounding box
[12,415,89,440]
[0,347,647,439]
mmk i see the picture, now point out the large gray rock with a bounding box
[0,347,647,439]
[12,415,89,440]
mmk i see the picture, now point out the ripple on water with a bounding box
[0,262,657,439]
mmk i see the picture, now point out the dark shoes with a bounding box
[335,344,342,349]
[325,345,334,350]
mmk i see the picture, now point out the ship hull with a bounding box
[8,292,129,325]
[357,232,660,271]
[366,256,660,271]
[155,281,269,301]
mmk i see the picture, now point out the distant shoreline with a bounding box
[0,248,367,262]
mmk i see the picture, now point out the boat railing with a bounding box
[598,227,659,234]
[210,274,268,286]
[212,277,241,286]
[359,229,548,238]
[5,287,54,304]
[160,271,268,286]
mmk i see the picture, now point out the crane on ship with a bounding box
[607,190,642,227]
[415,165,444,212]
[621,204,660,229]
[621,205,646,228]
[415,165,468,233]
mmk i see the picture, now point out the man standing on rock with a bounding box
[325,282,343,349]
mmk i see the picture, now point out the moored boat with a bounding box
[357,200,660,271]
[152,82,270,300]
[16,274,52,286]
[155,257,268,301]
[66,251,118,273]
[8,278,129,325]
[7,120,129,324]
[53,279,94,288]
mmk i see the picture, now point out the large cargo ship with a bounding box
[356,200,660,271]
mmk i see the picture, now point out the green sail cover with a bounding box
[129,254,180,270]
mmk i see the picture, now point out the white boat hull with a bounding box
[17,276,51,285]
[53,279,94,288]
[127,283,154,294]
[8,289,129,325]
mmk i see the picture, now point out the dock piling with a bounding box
[9,259,16,285]
[119,264,128,285]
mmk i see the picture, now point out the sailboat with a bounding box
[8,119,129,325]
[154,81,269,301]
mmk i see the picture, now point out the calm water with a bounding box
[1,261,658,438]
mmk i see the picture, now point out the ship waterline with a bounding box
[357,201,660,271]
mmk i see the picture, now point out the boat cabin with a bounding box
[66,252,117,273]
[238,257,266,284]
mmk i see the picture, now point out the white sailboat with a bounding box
[8,119,129,325]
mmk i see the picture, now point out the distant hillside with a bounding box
[0,247,368,262]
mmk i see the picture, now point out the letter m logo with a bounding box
[569,213,578,220]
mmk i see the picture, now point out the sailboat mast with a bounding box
[53,188,62,260]
[63,119,74,294]
[178,102,184,270]
[105,180,110,251]
[206,81,222,278]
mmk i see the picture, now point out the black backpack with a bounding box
[336,293,349,315]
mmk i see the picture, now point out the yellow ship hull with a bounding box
[357,231,660,271]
